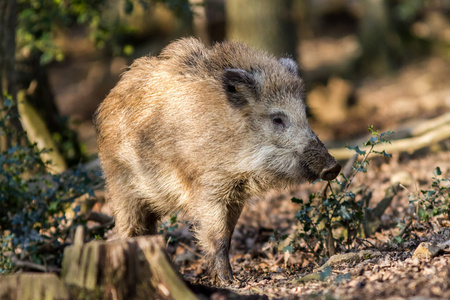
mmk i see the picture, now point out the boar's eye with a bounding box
[273,117,283,125]
[271,113,289,129]
[227,85,238,93]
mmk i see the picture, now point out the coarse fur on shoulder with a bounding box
[158,37,207,61]
[157,37,209,74]
[152,38,286,79]
[209,39,276,72]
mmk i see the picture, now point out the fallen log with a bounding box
[329,123,450,161]
[393,112,450,139]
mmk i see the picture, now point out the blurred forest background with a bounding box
[2,0,450,166]
[1,0,450,296]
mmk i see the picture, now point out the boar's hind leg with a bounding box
[112,197,159,237]
[196,201,244,285]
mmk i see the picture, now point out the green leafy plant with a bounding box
[159,214,181,234]
[285,126,393,258]
[0,96,104,274]
[409,167,450,222]
[17,0,194,64]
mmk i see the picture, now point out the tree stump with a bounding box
[0,227,198,299]
[61,226,197,300]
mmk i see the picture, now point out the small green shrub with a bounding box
[0,96,104,274]
[409,167,449,222]
[159,214,181,235]
[284,126,393,258]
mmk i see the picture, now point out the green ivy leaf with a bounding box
[283,245,293,254]
[364,136,379,146]
[346,145,366,156]
[4,98,12,108]
[375,150,392,157]
[339,206,352,220]
[170,215,178,224]
[418,209,430,221]
[380,131,394,139]
[48,201,58,213]
[434,167,442,176]
[394,236,403,244]
[291,197,303,204]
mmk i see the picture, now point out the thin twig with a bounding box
[397,220,413,239]
[356,238,380,251]
[342,154,358,178]
[10,254,61,273]
[297,223,322,259]
[178,242,204,258]
[346,145,373,189]
[86,211,114,225]
[320,181,332,199]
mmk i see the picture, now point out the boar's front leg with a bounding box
[195,199,244,285]
[109,189,159,238]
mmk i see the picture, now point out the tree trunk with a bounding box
[204,0,226,43]
[358,0,400,74]
[20,55,62,134]
[190,0,210,45]
[0,0,23,149]
[0,0,17,98]
[226,0,298,60]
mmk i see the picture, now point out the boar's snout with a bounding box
[320,162,341,181]
[301,139,341,182]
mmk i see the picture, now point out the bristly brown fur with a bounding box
[95,37,339,285]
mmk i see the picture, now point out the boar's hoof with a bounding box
[212,270,234,286]
[320,163,341,181]
[211,257,234,286]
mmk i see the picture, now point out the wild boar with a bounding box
[95,38,341,284]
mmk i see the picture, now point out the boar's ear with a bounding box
[279,57,298,76]
[222,69,258,108]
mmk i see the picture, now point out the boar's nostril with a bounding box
[320,163,341,181]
